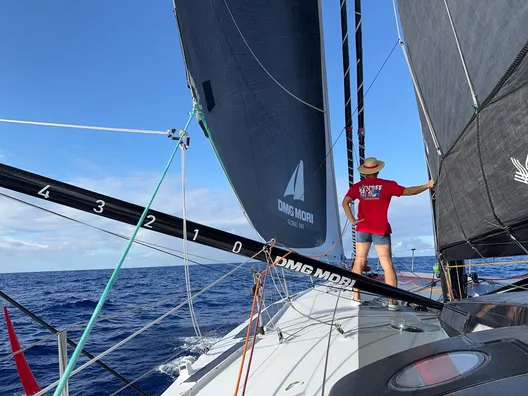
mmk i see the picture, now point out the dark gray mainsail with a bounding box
[173,0,343,260]
[397,0,528,259]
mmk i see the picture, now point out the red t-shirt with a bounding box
[345,177,405,235]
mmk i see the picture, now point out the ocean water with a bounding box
[0,256,525,395]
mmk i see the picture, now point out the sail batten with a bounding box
[173,0,343,260]
[397,0,528,259]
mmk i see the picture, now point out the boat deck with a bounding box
[162,272,446,395]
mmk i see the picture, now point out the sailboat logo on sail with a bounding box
[283,160,305,201]
[511,155,528,185]
[277,160,314,227]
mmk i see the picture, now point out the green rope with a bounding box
[53,109,196,396]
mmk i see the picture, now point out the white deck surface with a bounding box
[162,276,447,396]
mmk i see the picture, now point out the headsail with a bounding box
[397,0,528,259]
[173,0,343,260]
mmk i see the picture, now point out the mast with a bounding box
[354,0,366,179]
[339,0,356,258]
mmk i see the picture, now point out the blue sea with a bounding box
[0,257,525,395]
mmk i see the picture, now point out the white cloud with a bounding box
[0,172,260,273]
[0,171,435,273]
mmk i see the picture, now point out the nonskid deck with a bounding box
[162,275,446,395]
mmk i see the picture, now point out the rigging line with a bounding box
[47,290,191,336]
[314,39,399,179]
[472,240,528,246]
[440,42,528,161]
[235,249,292,396]
[0,290,149,396]
[455,263,464,300]
[221,0,324,113]
[181,136,204,346]
[110,349,189,395]
[111,317,232,395]
[0,331,58,363]
[234,254,273,396]
[52,110,195,396]
[269,267,286,301]
[481,273,528,281]
[110,318,230,396]
[429,272,436,299]
[488,281,528,293]
[69,270,263,348]
[496,284,528,294]
[276,38,400,241]
[391,0,442,156]
[441,260,455,301]
[191,41,398,254]
[241,257,272,396]
[0,285,198,363]
[443,0,478,107]
[391,253,423,279]
[286,299,342,328]
[0,118,167,135]
[446,259,528,268]
[36,248,266,396]
[310,281,382,299]
[321,287,343,396]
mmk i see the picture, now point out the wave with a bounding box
[180,335,221,354]
[158,355,196,379]
[51,298,114,310]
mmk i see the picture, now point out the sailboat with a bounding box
[2,0,528,395]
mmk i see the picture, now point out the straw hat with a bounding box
[358,157,385,175]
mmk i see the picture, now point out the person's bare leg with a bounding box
[352,242,371,301]
[374,243,398,305]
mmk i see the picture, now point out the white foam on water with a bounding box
[157,355,195,379]
[158,335,223,379]
[179,335,221,353]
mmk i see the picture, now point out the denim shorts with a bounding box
[357,232,391,246]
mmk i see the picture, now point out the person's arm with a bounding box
[342,196,364,226]
[402,179,434,196]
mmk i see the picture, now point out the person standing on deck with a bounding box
[341,157,434,310]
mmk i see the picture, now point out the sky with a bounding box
[0,1,435,273]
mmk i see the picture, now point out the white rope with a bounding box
[181,141,204,345]
[269,267,286,300]
[33,250,265,396]
[0,118,167,135]
[221,0,325,113]
[391,0,402,41]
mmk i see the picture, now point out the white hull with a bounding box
[163,274,446,395]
